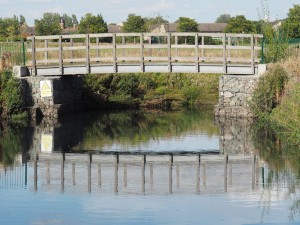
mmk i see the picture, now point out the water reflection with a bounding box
[0,111,300,224]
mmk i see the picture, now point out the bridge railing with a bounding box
[26,32,263,76]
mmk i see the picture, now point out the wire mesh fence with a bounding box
[0,41,25,68]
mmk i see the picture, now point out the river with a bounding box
[0,110,299,225]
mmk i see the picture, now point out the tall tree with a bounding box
[144,15,168,32]
[62,14,73,28]
[78,13,108,33]
[19,15,26,25]
[123,14,146,33]
[34,13,61,35]
[281,4,300,38]
[225,15,256,33]
[72,14,78,26]
[215,14,231,23]
[0,16,20,38]
[177,17,198,32]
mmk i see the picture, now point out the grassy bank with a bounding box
[251,58,300,148]
[83,72,220,110]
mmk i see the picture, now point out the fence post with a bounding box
[223,33,227,74]
[140,33,144,72]
[86,34,90,74]
[32,36,36,76]
[195,33,199,73]
[251,34,255,74]
[44,39,48,64]
[261,37,265,64]
[167,33,171,72]
[22,39,26,66]
[58,35,63,75]
[113,33,117,73]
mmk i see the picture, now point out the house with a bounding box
[150,23,227,33]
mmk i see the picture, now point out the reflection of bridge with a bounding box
[26,32,263,76]
[21,151,260,195]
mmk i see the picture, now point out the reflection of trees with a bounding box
[251,122,300,221]
[74,110,219,150]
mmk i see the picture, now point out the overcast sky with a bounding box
[0,0,299,25]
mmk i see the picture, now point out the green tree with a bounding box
[0,16,20,39]
[177,17,198,32]
[78,13,108,34]
[123,14,146,32]
[281,4,300,38]
[34,13,61,35]
[62,14,73,28]
[72,14,78,26]
[19,15,26,25]
[144,15,168,31]
[215,14,231,23]
[225,15,256,33]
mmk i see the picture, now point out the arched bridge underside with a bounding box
[26,32,263,76]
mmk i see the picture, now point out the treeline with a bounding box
[0,4,299,40]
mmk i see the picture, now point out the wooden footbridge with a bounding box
[26,32,264,76]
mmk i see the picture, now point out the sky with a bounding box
[0,0,299,25]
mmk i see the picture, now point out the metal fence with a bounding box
[0,41,25,67]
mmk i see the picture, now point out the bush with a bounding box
[250,65,289,120]
[0,70,23,117]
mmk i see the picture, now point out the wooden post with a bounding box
[98,163,102,187]
[86,34,90,74]
[58,35,63,75]
[46,160,50,185]
[195,33,199,73]
[114,154,119,194]
[96,37,100,60]
[224,154,228,193]
[223,33,227,74]
[140,33,144,72]
[32,37,36,76]
[228,36,231,61]
[70,38,74,61]
[61,152,65,193]
[142,154,146,193]
[201,36,204,62]
[88,154,92,193]
[34,153,38,191]
[72,162,76,186]
[251,35,255,74]
[113,34,117,73]
[122,36,125,58]
[44,40,48,65]
[167,33,171,72]
[175,35,178,58]
[254,37,258,59]
[169,155,173,194]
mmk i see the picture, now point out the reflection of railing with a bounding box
[0,164,27,189]
[29,152,259,195]
[26,33,263,76]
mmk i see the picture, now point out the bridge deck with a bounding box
[27,32,263,76]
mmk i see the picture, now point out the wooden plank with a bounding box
[199,45,223,50]
[173,56,196,61]
[144,44,168,49]
[116,45,141,49]
[171,45,195,49]
[172,32,198,37]
[96,37,100,58]
[199,33,223,37]
[89,33,113,38]
[35,35,60,40]
[36,47,59,52]
[143,33,168,37]
[70,38,74,59]
[201,36,204,62]
[144,57,168,61]
[36,59,59,64]
[63,58,86,63]
[90,57,113,62]
[44,40,48,63]
[227,46,252,50]
[116,33,142,37]
[62,34,86,39]
[63,46,85,51]
[117,57,140,61]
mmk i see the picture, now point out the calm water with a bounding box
[1,110,300,225]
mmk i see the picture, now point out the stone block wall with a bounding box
[19,75,85,119]
[214,75,259,118]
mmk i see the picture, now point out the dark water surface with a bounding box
[0,110,300,225]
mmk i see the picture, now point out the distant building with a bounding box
[150,23,227,33]
[271,20,284,31]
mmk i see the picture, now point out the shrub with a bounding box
[0,70,23,117]
[250,65,289,120]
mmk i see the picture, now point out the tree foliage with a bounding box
[34,13,61,35]
[281,4,300,38]
[177,17,198,32]
[78,13,108,34]
[225,15,256,34]
[0,16,20,39]
[144,16,168,31]
[215,14,231,23]
[123,14,146,33]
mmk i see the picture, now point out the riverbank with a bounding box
[251,57,300,148]
[83,72,220,110]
